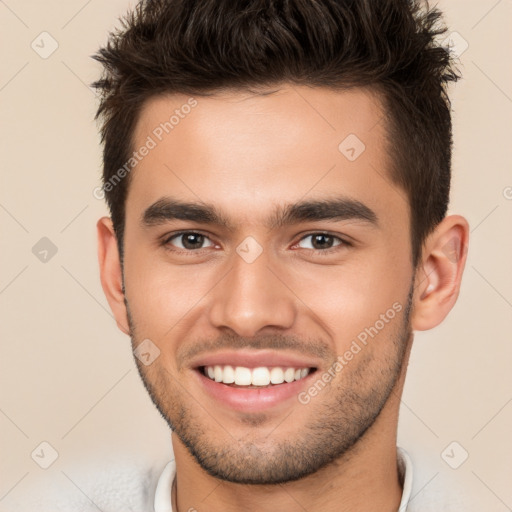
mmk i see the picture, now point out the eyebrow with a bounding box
[141,196,379,230]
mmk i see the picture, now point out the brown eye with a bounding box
[297,233,343,251]
[167,232,214,250]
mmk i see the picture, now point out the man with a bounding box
[93,0,469,510]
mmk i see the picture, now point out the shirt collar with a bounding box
[154,459,175,512]
[397,447,414,511]
[154,447,414,512]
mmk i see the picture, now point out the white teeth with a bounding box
[251,367,270,386]
[234,366,252,386]
[203,365,312,386]
[284,367,295,383]
[269,367,285,384]
[222,365,235,384]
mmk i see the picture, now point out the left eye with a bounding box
[296,233,344,250]
[166,232,215,250]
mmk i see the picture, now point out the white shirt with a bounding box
[154,447,414,512]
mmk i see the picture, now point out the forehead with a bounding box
[127,85,406,230]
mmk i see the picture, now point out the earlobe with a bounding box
[97,217,130,335]
[411,215,469,331]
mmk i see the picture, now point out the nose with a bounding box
[208,247,297,337]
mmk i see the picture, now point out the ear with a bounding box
[411,215,469,331]
[97,217,130,335]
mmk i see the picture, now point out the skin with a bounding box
[97,85,469,512]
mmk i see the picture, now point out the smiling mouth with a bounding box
[198,365,317,388]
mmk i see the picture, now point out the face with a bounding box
[121,86,416,484]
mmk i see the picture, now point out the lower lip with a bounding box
[194,368,317,412]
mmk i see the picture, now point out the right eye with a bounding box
[164,231,216,251]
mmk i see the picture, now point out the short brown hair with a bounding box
[92,0,459,265]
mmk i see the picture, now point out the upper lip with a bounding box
[189,349,321,370]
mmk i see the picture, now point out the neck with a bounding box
[173,434,402,512]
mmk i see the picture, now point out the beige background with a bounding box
[1,0,511,510]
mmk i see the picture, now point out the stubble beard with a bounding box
[127,284,413,485]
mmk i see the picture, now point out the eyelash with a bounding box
[161,231,352,256]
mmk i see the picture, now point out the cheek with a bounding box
[123,247,216,338]
[279,251,410,347]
